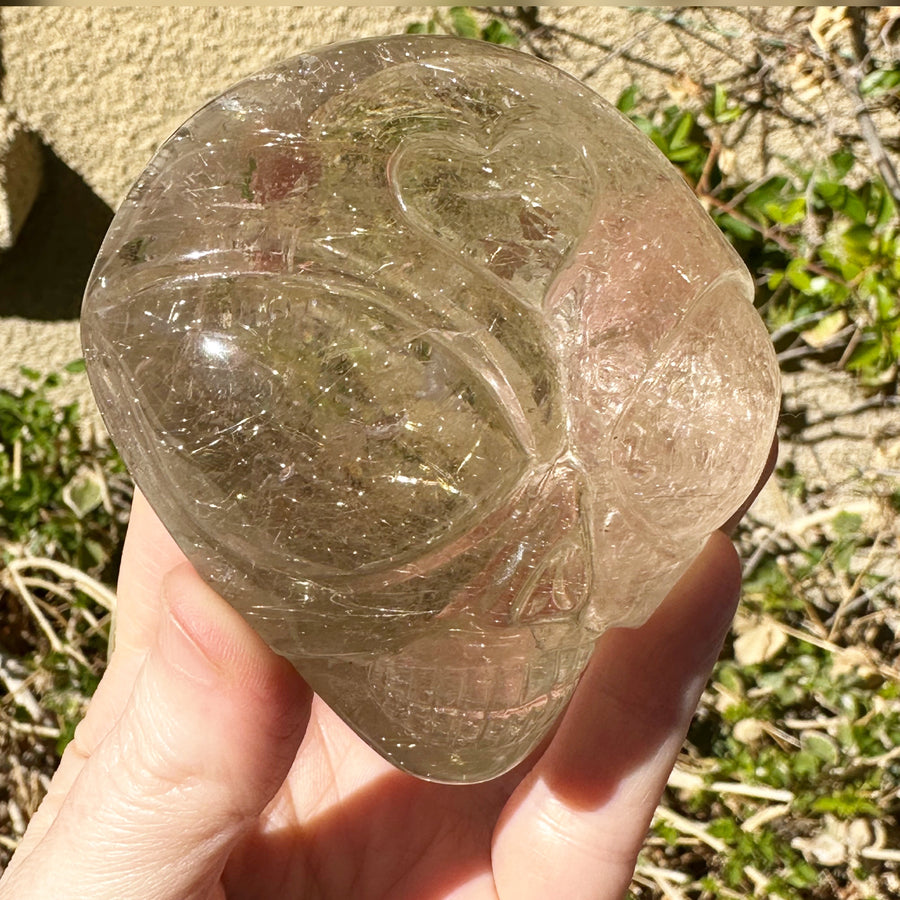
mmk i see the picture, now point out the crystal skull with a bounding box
[81,35,780,783]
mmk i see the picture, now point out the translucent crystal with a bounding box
[81,35,780,783]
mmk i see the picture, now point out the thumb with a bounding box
[1,564,312,900]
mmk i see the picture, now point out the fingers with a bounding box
[0,563,312,900]
[72,490,190,761]
[492,530,741,900]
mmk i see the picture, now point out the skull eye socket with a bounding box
[609,272,779,537]
[101,273,530,577]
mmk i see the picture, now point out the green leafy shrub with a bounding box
[0,363,129,574]
[0,366,131,764]
[406,6,518,47]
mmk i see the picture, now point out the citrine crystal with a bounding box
[81,36,779,782]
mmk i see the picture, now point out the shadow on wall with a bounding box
[0,142,113,320]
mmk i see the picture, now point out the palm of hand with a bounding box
[223,703,516,899]
[221,680,679,900]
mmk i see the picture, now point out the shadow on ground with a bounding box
[0,142,113,320]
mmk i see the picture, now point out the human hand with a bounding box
[0,445,773,900]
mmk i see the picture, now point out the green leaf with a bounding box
[801,309,847,347]
[826,149,855,181]
[616,84,639,114]
[61,468,106,519]
[800,731,840,766]
[845,339,884,372]
[666,144,702,163]
[481,19,518,47]
[839,223,876,272]
[785,257,812,292]
[64,358,87,374]
[859,66,900,97]
[811,790,881,818]
[763,196,806,226]
[816,180,869,224]
[717,213,757,243]
[647,130,669,154]
[742,176,795,225]
[874,186,896,228]
[628,115,654,137]
[449,7,480,40]
[709,85,743,124]
[712,83,727,117]
[670,111,695,149]
[81,537,108,569]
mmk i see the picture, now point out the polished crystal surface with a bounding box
[81,36,780,783]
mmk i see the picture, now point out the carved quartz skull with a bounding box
[81,36,780,782]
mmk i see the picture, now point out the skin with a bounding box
[0,441,775,900]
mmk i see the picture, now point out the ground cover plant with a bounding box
[1,7,899,897]
[0,366,130,858]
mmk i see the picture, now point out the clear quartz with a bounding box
[81,35,780,783]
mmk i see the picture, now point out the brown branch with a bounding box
[836,9,900,210]
[701,193,851,288]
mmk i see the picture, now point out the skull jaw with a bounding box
[183,463,692,783]
[291,629,597,783]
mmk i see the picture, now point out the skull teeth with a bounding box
[369,643,593,749]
